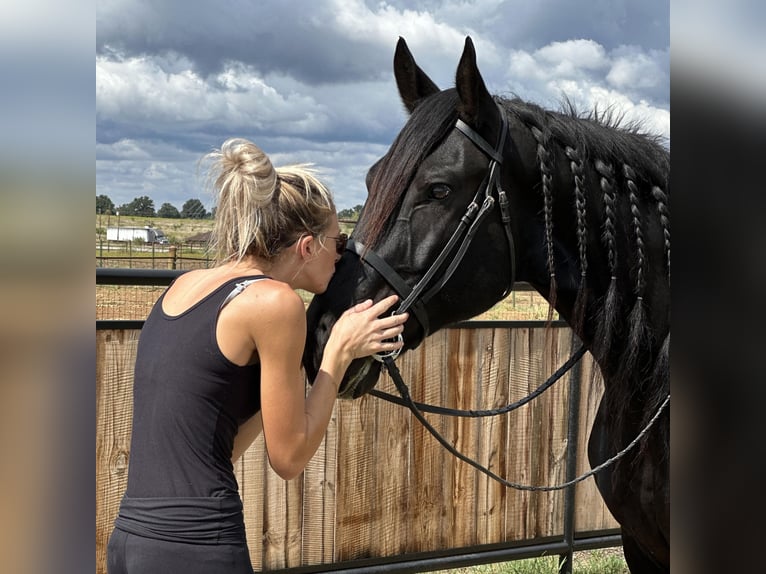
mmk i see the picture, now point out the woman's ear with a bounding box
[296,234,316,260]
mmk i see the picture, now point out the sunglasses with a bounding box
[325,233,348,255]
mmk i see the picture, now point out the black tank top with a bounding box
[125,275,268,499]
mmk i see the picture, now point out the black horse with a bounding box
[304,37,669,573]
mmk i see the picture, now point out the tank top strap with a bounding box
[218,275,270,312]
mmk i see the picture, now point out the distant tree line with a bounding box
[338,205,363,221]
[97,195,362,221]
[96,195,211,219]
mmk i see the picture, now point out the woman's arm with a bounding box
[254,288,336,479]
[252,287,407,480]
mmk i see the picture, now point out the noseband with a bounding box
[347,104,516,359]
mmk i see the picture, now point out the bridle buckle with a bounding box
[372,333,404,362]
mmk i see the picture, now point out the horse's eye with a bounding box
[429,184,451,200]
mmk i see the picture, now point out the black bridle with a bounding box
[346,103,515,348]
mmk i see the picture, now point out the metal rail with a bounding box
[265,533,622,574]
[96,267,187,285]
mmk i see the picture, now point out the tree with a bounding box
[338,204,364,221]
[96,195,115,214]
[157,203,181,218]
[118,196,156,217]
[181,198,208,219]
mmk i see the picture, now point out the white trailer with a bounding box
[106,226,168,243]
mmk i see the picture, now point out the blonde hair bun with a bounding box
[205,138,336,263]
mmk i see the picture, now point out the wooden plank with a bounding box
[322,404,339,562]
[539,329,570,536]
[259,465,305,569]
[95,330,140,574]
[475,328,511,545]
[573,354,620,532]
[301,402,337,566]
[285,472,304,566]
[334,394,377,561]
[262,462,289,568]
[372,361,412,556]
[446,328,479,549]
[503,326,534,541]
[408,331,451,553]
[237,436,266,571]
[529,328,550,538]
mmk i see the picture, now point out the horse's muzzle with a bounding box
[337,357,382,399]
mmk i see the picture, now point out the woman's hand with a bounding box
[263,294,406,479]
[326,295,408,365]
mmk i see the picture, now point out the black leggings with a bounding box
[107,527,253,574]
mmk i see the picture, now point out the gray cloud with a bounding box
[97,1,401,83]
[96,0,669,211]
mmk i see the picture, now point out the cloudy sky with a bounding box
[96,0,669,212]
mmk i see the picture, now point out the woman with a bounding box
[107,138,407,573]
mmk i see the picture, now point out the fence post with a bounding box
[169,245,177,270]
[558,333,584,574]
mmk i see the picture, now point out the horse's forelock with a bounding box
[361,90,460,247]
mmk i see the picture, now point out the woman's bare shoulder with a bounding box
[228,278,305,325]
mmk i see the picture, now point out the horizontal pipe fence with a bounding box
[96,269,619,573]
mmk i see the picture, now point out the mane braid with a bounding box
[530,125,558,318]
[652,186,671,283]
[625,165,646,296]
[566,145,588,334]
[621,164,650,380]
[594,159,620,365]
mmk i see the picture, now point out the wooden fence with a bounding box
[96,243,213,270]
[96,322,618,573]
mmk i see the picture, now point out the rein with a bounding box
[370,345,587,417]
[377,354,670,492]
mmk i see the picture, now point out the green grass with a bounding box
[433,550,628,574]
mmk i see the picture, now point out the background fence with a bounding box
[96,241,213,270]
[95,270,619,573]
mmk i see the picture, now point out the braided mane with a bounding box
[498,95,670,438]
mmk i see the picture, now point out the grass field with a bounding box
[96,213,215,245]
[96,213,356,245]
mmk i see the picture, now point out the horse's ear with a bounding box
[456,37,495,125]
[394,37,440,113]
